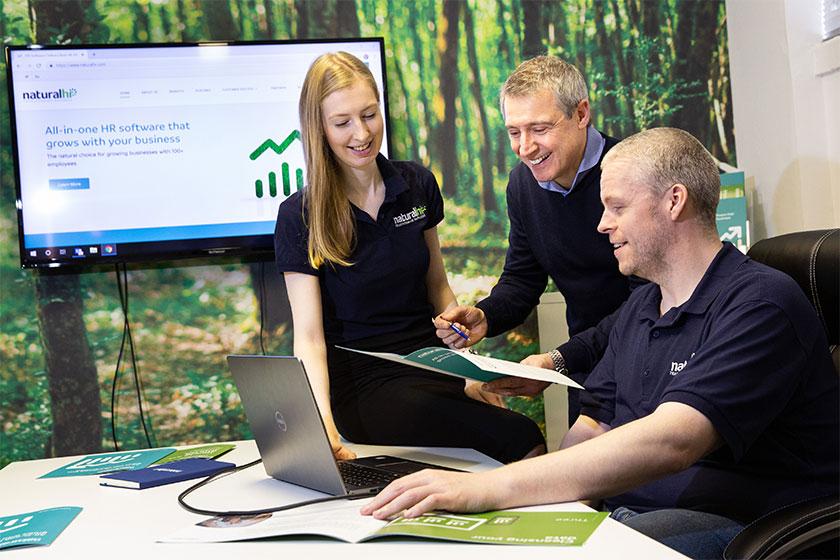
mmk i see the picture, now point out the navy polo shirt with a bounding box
[274,154,444,344]
[581,243,839,524]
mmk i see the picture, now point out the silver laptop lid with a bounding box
[227,355,348,496]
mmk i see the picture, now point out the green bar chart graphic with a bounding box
[282,162,290,196]
[251,130,304,199]
[269,171,278,197]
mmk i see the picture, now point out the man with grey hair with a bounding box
[365,128,840,560]
[434,55,634,423]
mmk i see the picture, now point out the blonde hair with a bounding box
[299,51,380,268]
[602,127,721,229]
[500,55,588,118]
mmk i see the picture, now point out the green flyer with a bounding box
[370,511,608,546]
[152,443,235,465]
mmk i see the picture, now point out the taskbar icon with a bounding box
[26,244,118,261]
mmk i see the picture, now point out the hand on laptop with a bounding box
[360,469,500,520]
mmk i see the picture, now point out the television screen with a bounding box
[5,38,389,269]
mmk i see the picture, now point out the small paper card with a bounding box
[39,448,176,478]
[152,443,235,465]
[0,506,82,550]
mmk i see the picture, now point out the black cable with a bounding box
[258,261,267,356]
[117,263,153,448]
[177,459,357,516]
[111,263,127,451]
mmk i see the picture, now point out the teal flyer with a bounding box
[39,448,175,478]
[0,506,82,550]
[716,171,749,253]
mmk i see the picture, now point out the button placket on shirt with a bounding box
[641,326,660,398]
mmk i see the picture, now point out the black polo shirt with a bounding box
[581,243,839,524]
[274,155,444,344]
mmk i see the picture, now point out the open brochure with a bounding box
[337,346,583,389]
[162,499,606,546]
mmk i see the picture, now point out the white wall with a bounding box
[726,0,840,239]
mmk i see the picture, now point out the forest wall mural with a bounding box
[0,0,735,467]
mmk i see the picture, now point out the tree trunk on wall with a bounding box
[36,274,102,457]
[248,262,293,338]
[336,0,359,37]
[200,0,240,40]
[389,25,420,160]
[263,0,276,38]
[132,2,151,42]
[436,0,460,197]
[463,3,499,222]
[29,0,103,458]
[295,0,334,38]
[30,0,93,43]
[408,3,434,167]
[671,0,721,148]
[294,0,310,37]
[236,0,249,38]
[495,0,514,172]
[176,0,190,41]
[521,0,543,59]
[593,1,620,133]
[608,0,635,137]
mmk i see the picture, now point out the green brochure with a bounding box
[152,443,235,465]
[338,346,583,389]
[371,511,608,545]
[39,448,175,478]
[0,506,82,550]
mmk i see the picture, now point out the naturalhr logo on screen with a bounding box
[21,88,77,100]
[249,130,304,199]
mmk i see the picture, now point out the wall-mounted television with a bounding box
[5,38,390,269]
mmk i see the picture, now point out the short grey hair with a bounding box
[500,55,588,118]
[602,128,720,229]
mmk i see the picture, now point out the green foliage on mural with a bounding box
[0,0,734,467]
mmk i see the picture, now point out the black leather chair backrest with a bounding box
[747,228,839,373]
[724,229,840,560]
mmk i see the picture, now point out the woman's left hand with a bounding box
[464,380,507,409]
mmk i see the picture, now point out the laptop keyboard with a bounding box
[338,461,400,489]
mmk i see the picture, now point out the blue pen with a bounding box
[448,321,470,342]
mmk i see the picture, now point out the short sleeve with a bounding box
[660,298,812,461]
[422,167,444,229]
[273,193,318,276]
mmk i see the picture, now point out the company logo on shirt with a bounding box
[669,352,696,376]
[21,87,77,100]
[393,205,427,227]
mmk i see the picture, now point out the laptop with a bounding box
[227,355,458,497]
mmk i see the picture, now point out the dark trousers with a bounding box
[327,328,545,464]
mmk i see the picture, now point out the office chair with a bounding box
[723,228,839,560]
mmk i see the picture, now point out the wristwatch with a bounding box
[548,349,569,376]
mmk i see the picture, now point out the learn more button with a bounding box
[49,178,90,190]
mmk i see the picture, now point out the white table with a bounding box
[0,441,687,559]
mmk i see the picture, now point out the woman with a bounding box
[274,52,545,464]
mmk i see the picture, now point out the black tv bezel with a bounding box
[5,37,391,270]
